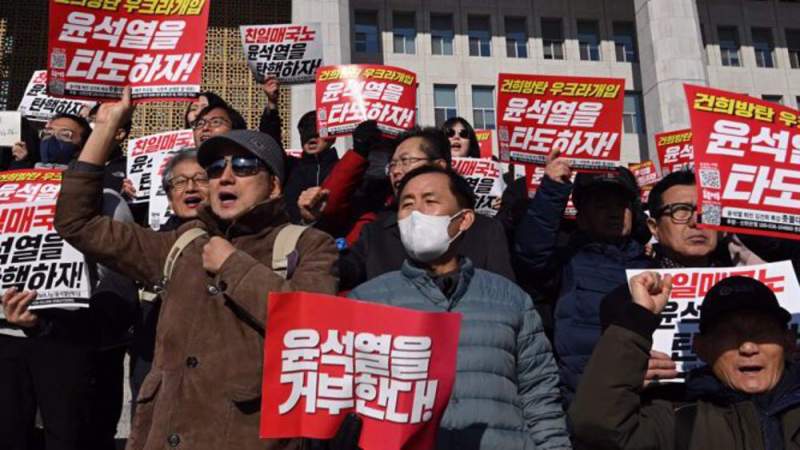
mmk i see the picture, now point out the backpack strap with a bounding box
[674,403,698,450]
[272,224,308,280]
[140,228,207,303]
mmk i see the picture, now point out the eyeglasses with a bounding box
[168,173,210,192]
[39,128,75,142]
[446,128,469,139]
[385,156,433,174]
[205,156,264,179]
[656,203,698,224]
[192,117,231,130]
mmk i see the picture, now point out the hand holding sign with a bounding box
[544,149,572,184]
[262,76,281,108]
[95,86,135,129]
[644,350,679,386]
[629,271,673,315]
[2,288,39,328]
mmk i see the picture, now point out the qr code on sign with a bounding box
[699,169,721,189]
[701,204,721,225]
[50,49,66,70]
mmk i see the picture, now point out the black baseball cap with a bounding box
[572,166,639,209]
[699,276,791,334]
[198,130,286,184]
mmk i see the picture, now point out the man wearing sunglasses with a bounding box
[52,88,338,450]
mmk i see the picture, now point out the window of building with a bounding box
[718,26,741,67]
[541,18,565,60]
[468,15,492,57]
[613,22,638,63]
[578,20,601,61]
[353,10,380,54]
[431,13,454,55]
[472,86,495,129]
[505,17,528,58]
[752,28,775,68]
[787,29,800,68]
[762,94,784,104]
[392,12,416,54]
[623,92,645,134]
[434,84,458,126]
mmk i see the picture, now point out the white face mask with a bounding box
[398,210,465,263]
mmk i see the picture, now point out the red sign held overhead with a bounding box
[686,84,800,240]
[260,292,461,450]
[315,64,417,138]
[47,0,210,101]
[496,73,625,171]
[655,129,694,176]
[474,129,494,159]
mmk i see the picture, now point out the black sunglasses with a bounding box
[205,156,264,179]
[446,128,469,139]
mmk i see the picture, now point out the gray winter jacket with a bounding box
[349,257,571,450]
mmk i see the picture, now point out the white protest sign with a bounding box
[451,157,506,217]
[126,129,194,204]
[240,23,323,84]
[0,111,21,147]
[626,261,800,377]
[17,70,96,121]
[148,151,177,230]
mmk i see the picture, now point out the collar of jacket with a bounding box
[570,231,644,259]
[196,197,289,239]
[400,257,475,309]
[300,146,338,165]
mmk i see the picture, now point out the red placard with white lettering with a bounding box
[315,65,417,138]
[260,292,461,450]
[629,160,661,204]
[496,73,625,171]
[47,0,210,101]
[655,129,694,176]
[686,84,800,240]
[526,165,577,218]
[474,129,494,159]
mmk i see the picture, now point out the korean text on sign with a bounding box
[261,292,461,450]
[452,157,506,218]
[126,129,194,204]
[527,165,578,218]
[47,0,210,101]
[496,73,625,171]
[626,261,800,377]
[18,70,97,121]
[240,23,323,84]
[0,169,90,309]
[315,64,417,138]
[656,129,694,176]
[628,160,661,204]
[686,84,800,241]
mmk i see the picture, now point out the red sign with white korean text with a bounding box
[260,292,461,450]
[496,73,625,171]
[316,65,417,138]
[47,0,210,101]
[526,165,577,218]
[656,129,694,176]
[474,129,494,159]
[628,160,661,204]
[686,84,800,240]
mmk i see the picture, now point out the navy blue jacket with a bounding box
[514,175,650,404]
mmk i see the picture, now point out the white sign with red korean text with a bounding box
[126,129,194,204]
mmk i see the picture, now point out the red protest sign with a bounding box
[628,160,661,204]
[47,0,210,101]
[496,73,625,171]
[316,65,417,138]
[686,84,800,240]
[526,165,577,218]
[260,292,461,450]
[655,129,694,176]
[474,129,494,159]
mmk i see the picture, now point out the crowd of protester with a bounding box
[2,74,800,450]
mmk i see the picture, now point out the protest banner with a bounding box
[626,261,800,377]
[240,23,322,84]
[126,129,194,204]
[316,65,417,138]
[261,292,461,450]
[655,129,694,176]
[526,165,577,218]
[47,0,210,101]
[0,169,90,309]
[147,151,175,230]
[0,111,22,147]
[452,157,506,217]
[18,70,97,121]
[686,84,800,240]
[496,73,625,171]
[474,129,494,159]
[628,160,660,204]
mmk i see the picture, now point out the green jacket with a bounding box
[569,306,800,450]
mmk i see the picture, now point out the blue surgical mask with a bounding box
[40,137,79,165]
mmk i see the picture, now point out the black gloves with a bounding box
[352,120,384,159]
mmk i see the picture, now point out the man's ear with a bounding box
[458,209,475,233]
[647,217,659,239]
[269,174,283,199]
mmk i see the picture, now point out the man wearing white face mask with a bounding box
[349,165,571,450]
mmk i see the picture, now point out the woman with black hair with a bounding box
[442,116,481,158]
